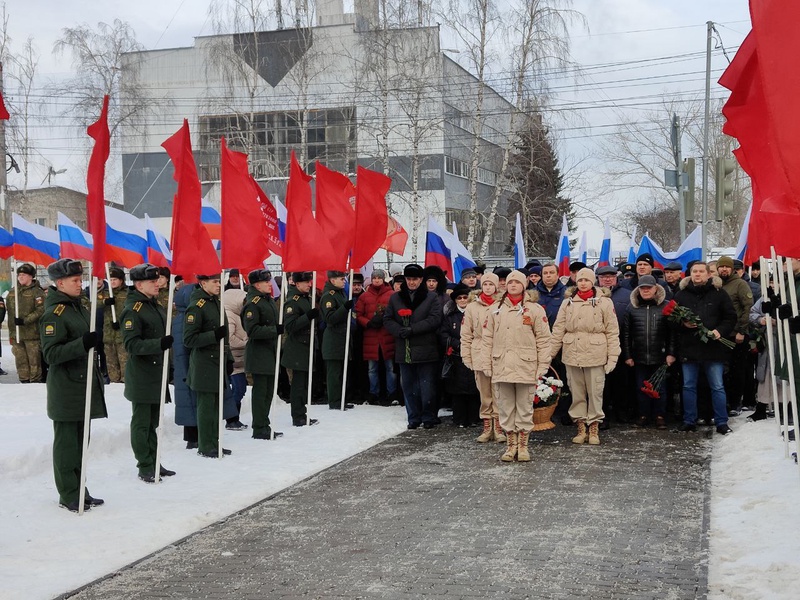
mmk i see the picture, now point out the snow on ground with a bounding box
[0,342,407,600]
[708,415,800,600]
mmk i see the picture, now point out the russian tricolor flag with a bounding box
[105,206,148,268]
[554,214,571,277]
[425,217,452,279]
[636,226,702,271]
[735,203,751,262]
[514,213,526,270]
[598,219,612,267]
[274,196,287,242]
[144,213,173,268]
[12,213,60,266]
[0,225,12,260]
[57,212,93,263]
[627,225,638,264]
[201,199,222,239]
[577,231,588,264]
[449,221,477,282]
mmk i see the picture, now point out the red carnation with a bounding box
[398,309,412,317]
[662,300,678,317]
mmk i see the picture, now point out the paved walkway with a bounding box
[65,423,711,600]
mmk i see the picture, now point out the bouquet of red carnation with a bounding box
[662,300,735,348]
[398,309,413,362]
[641,363,669,399]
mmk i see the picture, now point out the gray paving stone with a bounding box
[63,423,710,600]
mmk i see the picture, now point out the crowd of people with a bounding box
[1,248,785,512]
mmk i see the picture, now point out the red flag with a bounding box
[86,95,109,268]
[220,137,270,271]
[162,120,220,278]
[351,166,390,267]
[283,152,339,272]
[382,216,409,256]
[314,162,355,270]
[0,91,9,120]
[251,181,283,257]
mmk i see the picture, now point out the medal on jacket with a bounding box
[522,307,532,325]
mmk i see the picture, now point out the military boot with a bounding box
[588,421,600,445]
[572,420,588,444]
[493,418,507,443]
[517,430,531,462]
[501,431,518,462]
[476,418,494,443]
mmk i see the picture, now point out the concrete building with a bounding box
[120,1,516,262]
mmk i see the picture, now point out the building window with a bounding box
[445,156,496,187]
[34,218,47,227]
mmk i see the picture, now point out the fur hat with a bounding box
[493,266,512,280]
[109,266,125,280]
[352,273,364,284]
[576,267,596,285]
[17,263,36,276]
[404,263,424,278]
[248,269,272,284]
[47,259,82,280]
[292,271,314,283]
[130,264,158,281]
[451,283,471,298]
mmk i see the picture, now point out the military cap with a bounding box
[327,270,347,279]
[47,258,83,280]
[17,263,36,276]
[130,264,159,281]
[293,271,314,283]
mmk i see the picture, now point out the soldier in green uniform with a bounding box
[121,264,177,482]
[282,271,320,427]
[157,267,171,309]
[320,271,355,411]
[40,259,107,512]
[183,273,233,458]
[242,269,284,439]
[8,263,45,383]
[103,266,129,382]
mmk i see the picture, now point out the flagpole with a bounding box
[760,256,781,437]
[12,258,19,342]
[218,269,226,460]
[783,257,800,471]
[153,274,175,485]
[270,270,287,440]
[341,269,354,411]
[774,250,791,458]
[78,266,98,516]
[306,271,317,425]
[104,263,118,326]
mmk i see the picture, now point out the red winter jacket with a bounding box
[355,283,396,361]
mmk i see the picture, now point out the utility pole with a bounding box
[0,60,7,231]
[701,21,713,261]
[671,114,686,243]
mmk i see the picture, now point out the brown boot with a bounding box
[501,431,518,462]
[494,418,507,443]
[588,421,600,445]
[476,418,494,443]
[571,420,588,444]
[517,430,531,461]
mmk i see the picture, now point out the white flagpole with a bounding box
[153,274,175,485]
[774,250,791,458]
[760,257,781,435]
[105,263,118,325]
[78,266,98,516]
[270,271,287,440]
[306,271,317,425]
[218,269,226,460]
[12,259,20,342]
[341,269,354,410]
[782,258,800,469]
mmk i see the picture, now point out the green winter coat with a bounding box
[40,287,107,422]
[7,280,45,342]
[183,286,232,393]
[242,288,280,375]
[320,281,350,360]
[281,285,315,371]
[103,286,128,343]
[120,288,168,404]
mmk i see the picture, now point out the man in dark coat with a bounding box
[718,256,755,415]
[40,259,107,512]
[384,263,443,429]
[281,272,320,426]
[183,274,234,458]
[172,283,199,449]
[620,253,673,299]
[121,264,176,483]
[242,269,283,439]
[536,262,567,327]
[320,270,355,411]
[674,262,737,435]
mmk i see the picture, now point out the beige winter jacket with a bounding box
[460,291,499,373]
[481,291,552,384]
[550,286,621,370]
[223,288,248,374]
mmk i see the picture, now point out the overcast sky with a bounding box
[3,0,753,253]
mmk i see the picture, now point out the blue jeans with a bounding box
[229,373,247,413]
[368,357,396,396]
[682,362,728,426]
[398,362,438,426]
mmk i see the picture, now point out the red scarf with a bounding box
[507,294,524,306]
[576,288,595,301]
[479,292,495,305]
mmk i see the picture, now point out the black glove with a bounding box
[111,321,120,330]
[369,314,383,328]
[778,303,793,319]
[761,300,773,316]
[226,361,234,376]
[789,316,800,335]
[214,325,227,341]
[160,335,174,350]
[103,297,115,306]
[14,317,24,326]
[275,323,285,335]
[82,331,100,352]
[399,327,412,339]
[307,308,319,321]
[344,299,354,310]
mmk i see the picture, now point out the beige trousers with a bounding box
[566,365,606,424]
[474,371,499,419]
[493,382,535,432]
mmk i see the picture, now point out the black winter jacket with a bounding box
[384,285,443,364]
[621,285,676,365]
[673,276,737,363]
[438,308,478,396]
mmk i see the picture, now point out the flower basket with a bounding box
[532,367,563,431]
